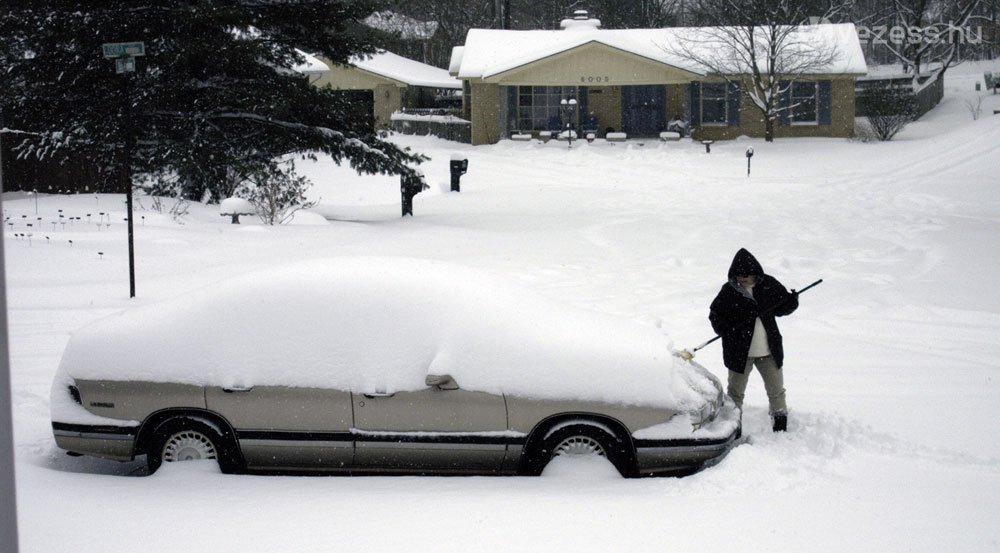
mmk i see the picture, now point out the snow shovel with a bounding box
[674,278,823,361]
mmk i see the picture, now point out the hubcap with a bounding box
[553,436,606,458]
[162,430,217,463]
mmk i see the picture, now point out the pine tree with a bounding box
[0,1,426,201]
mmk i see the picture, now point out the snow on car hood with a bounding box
[56,257,706,410]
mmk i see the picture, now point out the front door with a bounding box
[352,387,508,473]
[622,85,666,137]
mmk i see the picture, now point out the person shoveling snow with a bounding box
[706,249,801,432]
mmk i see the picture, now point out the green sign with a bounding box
[102,42,145,59]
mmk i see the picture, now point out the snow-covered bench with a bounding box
[220,198,255,224]
[606,132,627,142]
[510,133,533,141]
[659,131,681,141]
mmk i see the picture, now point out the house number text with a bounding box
[580,76,611,83]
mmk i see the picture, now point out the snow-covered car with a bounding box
[51,257,740,477]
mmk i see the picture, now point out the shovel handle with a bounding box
[692,278,823,354]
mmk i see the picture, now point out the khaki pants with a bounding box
[727,355,787,414]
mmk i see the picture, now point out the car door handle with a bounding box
[222,386,254,393]
[363,392,395,398]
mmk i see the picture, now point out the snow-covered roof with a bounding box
[454,23,867,80]
[448,46,465,75]
[293,49,329,74]
[351,50,461,89]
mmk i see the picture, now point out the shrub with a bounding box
[858,85,918,141]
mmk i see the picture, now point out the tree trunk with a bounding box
[764,118,775,142]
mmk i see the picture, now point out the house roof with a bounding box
[454,23,867,80]
[351,50,461,89]
[293,49,330,74]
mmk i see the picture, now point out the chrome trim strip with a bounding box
[240,439,353,449]
[53,429,135,442]
[356,442,506,451]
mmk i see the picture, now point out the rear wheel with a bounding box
[145,417,240,474]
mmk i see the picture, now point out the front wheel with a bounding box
[145,417,240,474]
[529,423,635,477]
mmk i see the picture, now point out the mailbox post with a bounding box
[401,173,429,216]
[449,155,468,192]
[746,146,754,177]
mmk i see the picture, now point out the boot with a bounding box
[771,411,787,432]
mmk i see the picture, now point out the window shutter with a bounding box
[689,82,702,127]
[818,80,833,125]
[727,81,741,126]
[778,80,791,125]
[507,86,518,131]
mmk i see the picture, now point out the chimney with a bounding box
[560,10,601,30]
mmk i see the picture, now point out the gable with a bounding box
[482,41,702,86]
[311,57,405,91]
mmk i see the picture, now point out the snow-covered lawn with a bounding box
[5,63,1000,552]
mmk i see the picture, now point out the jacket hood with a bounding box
[727,248,765,279]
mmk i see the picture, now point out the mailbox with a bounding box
[450,156,469,192]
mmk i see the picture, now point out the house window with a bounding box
[790,81,818,124]
[517,86,578,131]
[700,82,728,125]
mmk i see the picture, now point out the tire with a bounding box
[145,416,241,475]
[528,423,635,478]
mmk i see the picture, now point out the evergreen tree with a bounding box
[0,0,426,201]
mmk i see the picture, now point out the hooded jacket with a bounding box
[709,249,798,372]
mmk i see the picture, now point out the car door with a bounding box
[206,386,354,471]
[352,384,508,473]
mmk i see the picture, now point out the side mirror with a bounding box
[425,374,459,390]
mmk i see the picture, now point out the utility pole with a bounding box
[494,0,510,29]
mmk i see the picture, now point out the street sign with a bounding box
[102,42,145,59]
[115,57,136,74]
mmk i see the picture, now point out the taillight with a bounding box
[68,385,82,405]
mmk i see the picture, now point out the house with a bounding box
[449,12,868,145]
[311,50,461,130]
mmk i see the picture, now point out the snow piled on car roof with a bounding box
[56,257,702,409]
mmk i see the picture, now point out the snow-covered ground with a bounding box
[5,62,1000,552]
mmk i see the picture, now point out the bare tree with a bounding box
[589,0,685,28]
[871,0,984,86]
[668,0,844,141]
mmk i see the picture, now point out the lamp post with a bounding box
[746,146,755,177]
[560,98,578,149]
